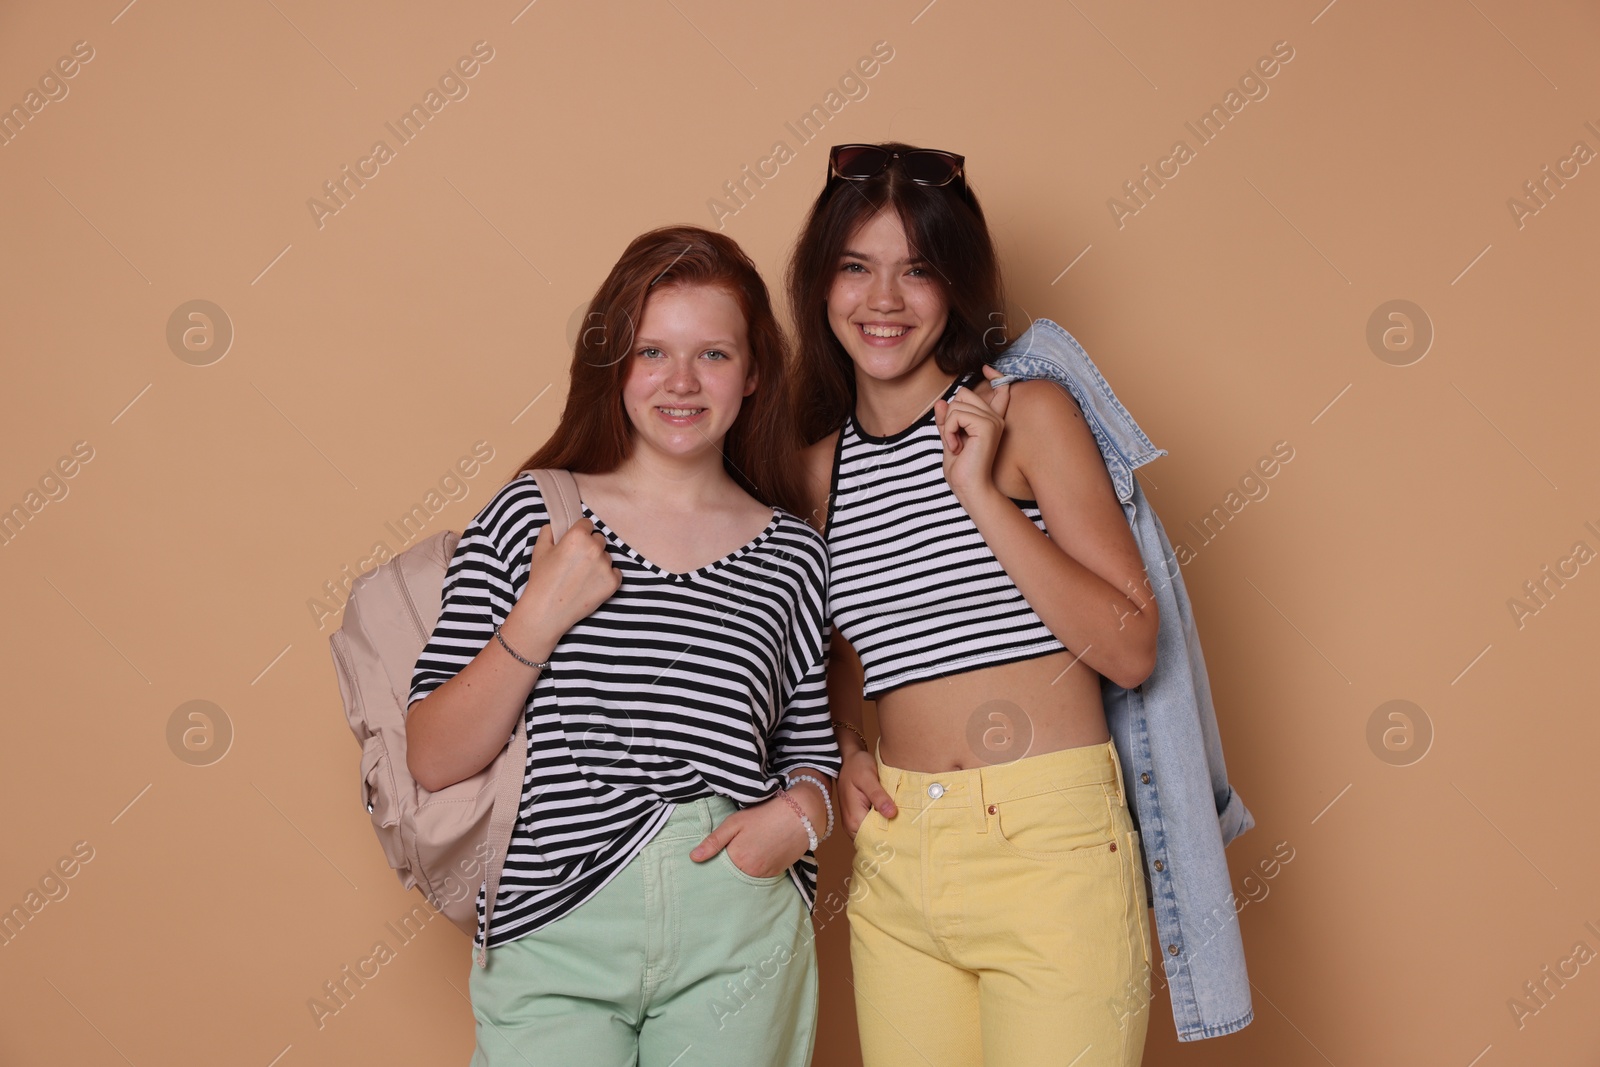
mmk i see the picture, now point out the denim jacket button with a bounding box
[1153,859,1164,872]
[1140,772,1151,784]
[1167,944,1181,956]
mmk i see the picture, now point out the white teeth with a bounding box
[659,407,703,416]
[861,324,908,338]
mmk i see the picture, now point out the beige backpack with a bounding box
[328,468,579,968]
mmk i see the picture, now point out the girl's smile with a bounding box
[827,208,949,385]
[622,283,756,459]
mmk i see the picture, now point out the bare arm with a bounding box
[826,627,866,752]
[796,430,897,830]
[937,373,1159,690]
[797,432,869,761]
[825,630,897,830]
[405,519,619,792]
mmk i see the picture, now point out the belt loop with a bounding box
[874,738,899,798]
[1107,739,1128,809]
[975,765,993,835]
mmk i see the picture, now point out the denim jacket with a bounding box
[994,319,1255,1041]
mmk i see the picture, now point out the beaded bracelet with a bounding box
[785,772,835,841]
[494,625,550,671]
[776,789,818,851]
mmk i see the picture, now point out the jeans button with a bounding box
[927,782,945,799]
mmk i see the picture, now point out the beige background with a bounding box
[3,0,1598,1063]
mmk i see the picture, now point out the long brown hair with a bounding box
[517,225,807,517]
[786,142,1009,445]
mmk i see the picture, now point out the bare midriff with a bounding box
[873,647,1110,773]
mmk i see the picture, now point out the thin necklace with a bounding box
[856,370,962,438]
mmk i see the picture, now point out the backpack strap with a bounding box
[476,468,581,968]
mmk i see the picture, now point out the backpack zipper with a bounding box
[392,563,429,643]
[330,633,364,721]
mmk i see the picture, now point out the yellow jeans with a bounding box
[847,738,1152,1067]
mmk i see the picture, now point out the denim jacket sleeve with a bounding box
[994,319,1256,1041]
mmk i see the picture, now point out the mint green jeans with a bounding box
[467,794,819,1067]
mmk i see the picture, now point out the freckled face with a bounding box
[826,208,950,385]
[621,284,756,460]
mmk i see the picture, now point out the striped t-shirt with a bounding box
[825,370,1068,699]
[408,472,839,950]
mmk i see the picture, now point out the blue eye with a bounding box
[841,262,866,273]
[702,350,729,360]
[638,347,663,359]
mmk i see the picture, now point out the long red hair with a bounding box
[516,226,807,517]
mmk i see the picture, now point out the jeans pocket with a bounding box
[850,804,887,846]
[719,847,788,886]
[992,783,1119,862]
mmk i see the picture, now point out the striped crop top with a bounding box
[824,371,1068,700]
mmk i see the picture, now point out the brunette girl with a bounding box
[406,226,840,1066]
[791,144,1157,1066]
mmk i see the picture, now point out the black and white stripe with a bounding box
[825,371,1067,699]
[409,472,838,950]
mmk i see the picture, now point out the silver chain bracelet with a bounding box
[494,625,550,671]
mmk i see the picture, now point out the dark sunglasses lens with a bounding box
[902,152,960,185]
[834,146,889,179]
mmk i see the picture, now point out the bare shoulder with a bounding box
[798,431,840,534]
[997,379,1146,619]
[1000,379,1098,466]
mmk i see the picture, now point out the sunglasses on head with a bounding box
[827,144,967,193]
